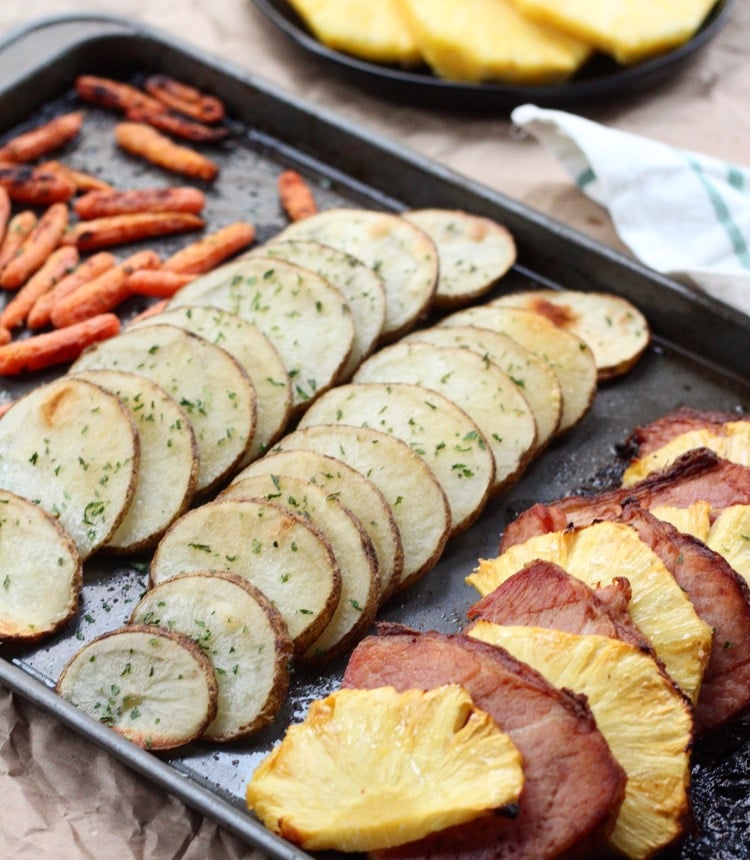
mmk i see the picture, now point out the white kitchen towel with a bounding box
[511,103,750,315]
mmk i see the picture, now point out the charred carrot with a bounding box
[143,74,225,123]
[124,269,195,298]
[0,210,37,276]
[75,75,166,115]
[43,161,114,194]
[278,169,317,222]
[115,122,219,182]
[0,313,121,375]
[62,211,204,252]
[0,203,69,290]
[73,186,206,220]
[125,108,229,143]
[0,187,10,245]
[128,298,168,324]
[27,251,117,330]
[0,245,79,330]
[162,221,256,274]
[0,112,84,163]
[51,250,160,328]
[0,162,75,205]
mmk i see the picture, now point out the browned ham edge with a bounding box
[343,625,626,860]
[624,407,750,457]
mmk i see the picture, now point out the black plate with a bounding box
[253,0,735,111]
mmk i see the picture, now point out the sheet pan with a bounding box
[0,14,748,860]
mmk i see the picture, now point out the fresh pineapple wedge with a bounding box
[468,623,692,860]
[622,421,750,487]
[706,505,750,588]
[246,684,524,852]
[649,501,712,542]
[467,521,712,703]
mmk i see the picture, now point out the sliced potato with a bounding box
[353,341,537,493]
[246,684,524,852]
[273,424,450,589]
[72,369,198,554]
[706,505,750,587]
[150,497,342,656]
[220,473,380,663]
[299,382,495,535]
[230,447,404,602]
[402,323,562,453]
[56,625,218,750]
[130,305,292,461]
[622,421,750,487]
[275,208,438,340]
[70,323,256,496]
[469,624,692,860]
[0,376,138,558]
[468,520,713,704]
[0,489,82,643]
[441,304,597,434]
[167,256,354,412]
[131,572,292,742]
[251,239,387,379]
[402,209,516,308]
[491,289,650,380]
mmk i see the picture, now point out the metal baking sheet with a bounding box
[0,14,749,860]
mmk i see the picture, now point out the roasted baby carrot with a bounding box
[43,161,114,194]
[0,245,79,330]
[0,202,69,290]
[128,298,168,324]
[27,251,117,330]
[162,221,256,274]
[115,122,219,182]
[278,169,317,222]
[0,327,10,347]
[0,313,121,375]
[143,74,225,123]
[0,162,75,205]
[125,108,229,143]
[73,186,206,220]
[75,75,166,115]
[62,211,204,251]
[0,187,10,245]
[124,269,195,298]
[0,210,37,276]
[0,112,84,163]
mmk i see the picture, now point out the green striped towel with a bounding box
[511,104,750,315]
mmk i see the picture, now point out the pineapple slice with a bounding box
[468,521,712,703]
[246,684,524,852]
[649,501,712,542]
[622,421,750,487]
[469,623,692,860]
[706,505,750,588]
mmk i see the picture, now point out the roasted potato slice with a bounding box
[250,239,387,378]
[230,447,404,602]
[492,289,650,380]
[274,424,451,589]
[441,304,597,434]
[468,520,713,704]
[220,473,380,663]
[469,624,692,860]
[275,208,439,341]
[402,209,516,308]
[56,625,218,750]
[0,489,82,643]
[299,382,495,535]
[0,376,138,558]
[167,256,354,412]
[402,324,562,453]
[354,341,537,493]
[150,497,341,656]
[246,684,524,852]
[130,305,292,461]
[72,369,198,554]
[71,323,256,496]
[131,572,292,742]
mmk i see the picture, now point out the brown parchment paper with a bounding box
[1,1,749,857]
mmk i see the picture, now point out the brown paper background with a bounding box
[1,2,748,857]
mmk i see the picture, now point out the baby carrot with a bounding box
[143,74,225,123]
[0,112,84,163]
[0,202,69,289]
[278,169,317,222]
[0,245,79,330]
[43,161,114,194]
[75,75,166,115]
[0,187,10,244]
[0,313,121,375]
[128,299,168,324]
[73,186,206,220]
[0,210,37,276]
[62,211,204,252]
[124,269,195,298]
[0,162,75,205]
[125,108,229,143]
[162,221,255,274]
[115,121,219,182]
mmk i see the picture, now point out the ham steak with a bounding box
[625,407,749,457]
[343,625,626,860]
